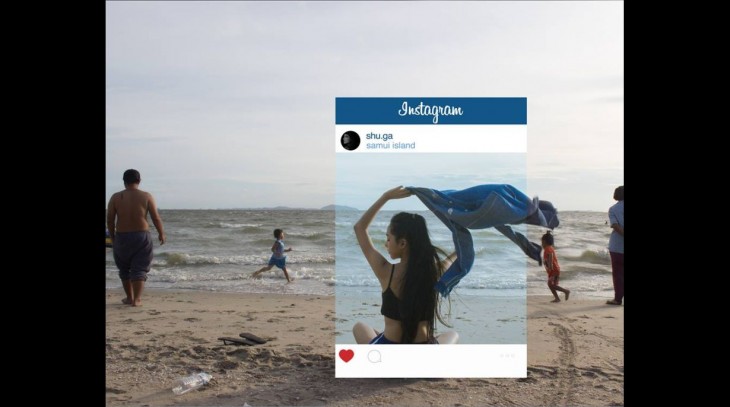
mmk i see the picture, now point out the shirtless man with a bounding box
[107,169,166,306]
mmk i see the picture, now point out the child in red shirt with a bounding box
[542,231,570,303]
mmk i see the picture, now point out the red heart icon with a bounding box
[339,349,354,363]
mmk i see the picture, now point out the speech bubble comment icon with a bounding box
[367,350,382,363]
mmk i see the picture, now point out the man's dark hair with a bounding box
[614,185,624,201]
[274,229,283,239]
[123,169,141,185]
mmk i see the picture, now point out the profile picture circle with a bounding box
[341,130,361,151]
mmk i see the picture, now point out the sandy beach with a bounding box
[106,289,623,406]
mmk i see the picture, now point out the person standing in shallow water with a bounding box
[542,231,570,303]
[606,186,624,305]
[107,169,166,306]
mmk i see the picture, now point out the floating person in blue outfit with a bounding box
[407,184,559,297]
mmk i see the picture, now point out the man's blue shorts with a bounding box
[113,231,154,281]
[268,255,287,269]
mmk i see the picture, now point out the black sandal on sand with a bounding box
[218,337,257,346]
[239,332,267,344]
[606,300,622,305]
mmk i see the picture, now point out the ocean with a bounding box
[105,209,614,298]
[105,210,336,296]
[106,209,615,344]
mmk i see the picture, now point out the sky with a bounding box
[106,1,623,211]
[337,154,527,211]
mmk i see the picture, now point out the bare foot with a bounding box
[550,298,561,303]
[121,298,132,305]
[564,290,570,301]
[606,299,621,305]
[132,299,142,307]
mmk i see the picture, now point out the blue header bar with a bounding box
[336,97,526,125]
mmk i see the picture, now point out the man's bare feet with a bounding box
[551,298,561,303]
[564,290,570,301]
[132,299,142,307]
[121,298,132,305]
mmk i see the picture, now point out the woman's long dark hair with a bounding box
[389,212,450,343]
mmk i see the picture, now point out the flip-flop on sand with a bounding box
[239,332,267,344]
[218,337,257,346]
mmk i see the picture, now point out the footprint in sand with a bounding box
[215,360,239,370]
[106,387,126,394]
[184,317,201,322]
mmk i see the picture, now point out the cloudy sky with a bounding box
[106,1,623,211]
[337,153,528,211]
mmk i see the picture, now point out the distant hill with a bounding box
[320,204,359,211]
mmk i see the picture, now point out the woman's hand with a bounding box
[382,186,412,201]
[354,186,412,280]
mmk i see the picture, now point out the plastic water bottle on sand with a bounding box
[172,372,212,395]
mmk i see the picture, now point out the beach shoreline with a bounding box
[106,288,623,406]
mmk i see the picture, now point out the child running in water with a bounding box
[542,231,570,303]
[252,229,293,283]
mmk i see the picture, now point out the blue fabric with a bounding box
[268,255,287,269]
[407,184,559,297]
[113,231,154,282]
[273,240,285,257]
[369,332,398,344]
[608,201,624,254]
